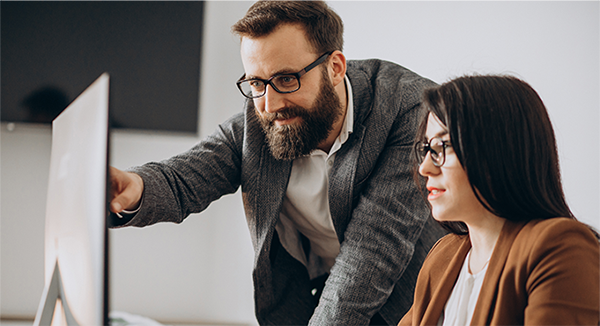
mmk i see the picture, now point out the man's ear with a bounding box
[328,50,346,87]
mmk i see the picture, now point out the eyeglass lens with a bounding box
[238,75,299,98]
[418,137,445,166]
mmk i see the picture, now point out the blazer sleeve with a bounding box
[522,219,599,325]
[115,113,245,228]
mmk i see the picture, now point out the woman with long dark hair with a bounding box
[399,75,599,325]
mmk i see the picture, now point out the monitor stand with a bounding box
[34,261,80,326]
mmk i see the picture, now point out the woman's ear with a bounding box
[328,50,346,87]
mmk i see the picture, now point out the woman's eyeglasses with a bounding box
[415,137,452,167]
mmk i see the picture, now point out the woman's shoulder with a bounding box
[510,217,599,258]
[519,217,597,241]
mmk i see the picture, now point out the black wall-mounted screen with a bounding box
[1,1,204,133]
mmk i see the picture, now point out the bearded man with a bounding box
[109,1,445,325]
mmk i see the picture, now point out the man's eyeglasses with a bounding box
[236,51,333,99]
[415,137,452,167]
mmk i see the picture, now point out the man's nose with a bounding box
[263,86,286,114]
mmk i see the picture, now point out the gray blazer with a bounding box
[118,59,446,325]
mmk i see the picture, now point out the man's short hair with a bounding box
[232,0,344,55]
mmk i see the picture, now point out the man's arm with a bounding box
[108,113,246,228]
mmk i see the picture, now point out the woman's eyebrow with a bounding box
[426,130,449,140]
[436,130,449,138]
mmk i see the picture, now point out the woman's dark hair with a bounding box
[231,0,343,55]
[415,75,576,235]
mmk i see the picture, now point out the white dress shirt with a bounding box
[275,75,354,280]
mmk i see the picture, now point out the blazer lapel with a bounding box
[255,146,292,250]
[420,237,471,325]
[250,144,293,307]
[470,220,527,325]
[328,66,372,241]
[242,100,293,273]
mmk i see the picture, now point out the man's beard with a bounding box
[257,69,342,160]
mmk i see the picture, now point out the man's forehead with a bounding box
[240,30,317,78]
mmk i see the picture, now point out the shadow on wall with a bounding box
[21,86,69,124]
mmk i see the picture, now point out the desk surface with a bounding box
[1,321,32,326]
[0,320,247,326]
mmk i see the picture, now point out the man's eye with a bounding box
[249,80,264,88]
[276,76,296,85]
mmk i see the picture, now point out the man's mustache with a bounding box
[263,106,308,124]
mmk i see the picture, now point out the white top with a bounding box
[439,250,489,326]
[275,75,354,279]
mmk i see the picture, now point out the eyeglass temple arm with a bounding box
[297,51,333,78]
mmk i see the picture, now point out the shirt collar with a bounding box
[342,74,354,137]
[329,75,354,154]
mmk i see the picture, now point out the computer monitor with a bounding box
[34,74,110,326]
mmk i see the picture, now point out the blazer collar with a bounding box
[345,62,373,128]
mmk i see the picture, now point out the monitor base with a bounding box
[33,261,80,326]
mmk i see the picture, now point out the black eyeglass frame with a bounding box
[415,136,452,167]
[236,51,333,99]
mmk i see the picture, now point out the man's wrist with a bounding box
[116,197,143,218]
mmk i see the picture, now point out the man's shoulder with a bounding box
[347,58,409,73]
[347,58,436,87]
[346,58,436,120]
[209,110,258,149]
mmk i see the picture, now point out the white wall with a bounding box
[328,1,599,229]
[1,1,598,324]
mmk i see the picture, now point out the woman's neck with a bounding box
[466,215,506,274]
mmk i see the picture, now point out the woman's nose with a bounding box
[418,152,439,177]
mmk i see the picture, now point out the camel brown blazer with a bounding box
[399,218,600,325]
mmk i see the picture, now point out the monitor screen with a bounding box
[1,1,203,134]
[36,73,110,325]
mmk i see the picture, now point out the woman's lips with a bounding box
[427,187,445,200]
